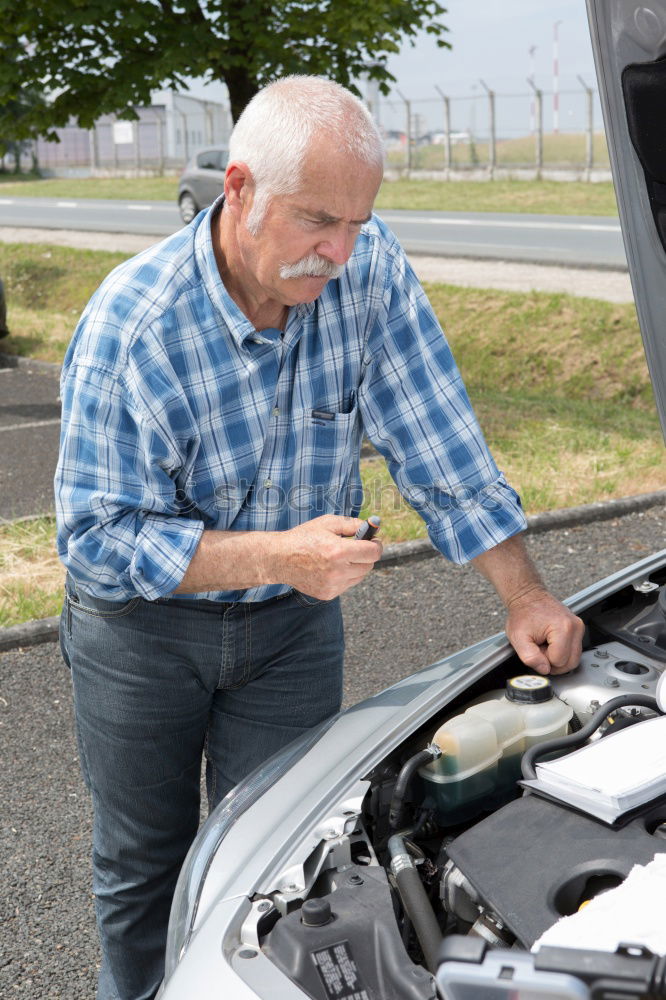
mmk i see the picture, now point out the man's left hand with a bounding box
[505,588,584,675]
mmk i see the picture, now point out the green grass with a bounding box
[0,173,180,200]
[0,517,64,629]
[375,179,617,215]
[0,243,663,627]
[0,243,128,362]
[388,132,611,173]
[0,171,618,216]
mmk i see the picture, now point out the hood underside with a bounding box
[587,0,666,440]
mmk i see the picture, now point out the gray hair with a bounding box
[228,75,384,234]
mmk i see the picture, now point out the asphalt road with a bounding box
[1,505,665,998]
[0,196,627,268]
[0,364,61,521]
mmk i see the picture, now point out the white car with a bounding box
[160,2,666,996]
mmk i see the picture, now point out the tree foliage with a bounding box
[0,45,47,168]
[0,0,450,133]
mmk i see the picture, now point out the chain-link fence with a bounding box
[378,83,609,178]
[29,92,232,176]
[19,83,609,180]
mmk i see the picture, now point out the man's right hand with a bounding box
[270,515,383,600]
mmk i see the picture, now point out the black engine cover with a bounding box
[262,864,435,1000]
[446,794,666,947]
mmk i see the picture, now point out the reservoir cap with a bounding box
[506,675,553,703]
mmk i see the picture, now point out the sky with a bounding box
[185,0,602,139]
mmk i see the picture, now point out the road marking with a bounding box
[0,418,61,432]
[126,204,153,211]
[379,213,622,233]
[56,201,78,208]
[0,199,14,205]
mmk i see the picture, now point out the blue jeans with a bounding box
[59,577,344,1000]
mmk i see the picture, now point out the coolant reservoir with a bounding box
[419,676,573,824]
[504,675,572,748]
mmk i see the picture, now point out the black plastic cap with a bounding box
[506,675,553,703]
[301,898,333,927]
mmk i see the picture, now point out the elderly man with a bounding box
[56,76,583,1000]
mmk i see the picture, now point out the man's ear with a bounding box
[224,162,254,219]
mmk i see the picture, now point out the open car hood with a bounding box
[587,0,666,440]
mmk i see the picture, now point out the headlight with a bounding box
[163,714,338,983]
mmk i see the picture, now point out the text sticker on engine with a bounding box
[312,941,370,1000]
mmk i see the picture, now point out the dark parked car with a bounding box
[177,147,229,225]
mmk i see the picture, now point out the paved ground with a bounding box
[1,505,664,998]
[0,365,61,520]
[0,225,634,302]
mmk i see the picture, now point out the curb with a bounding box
[1,487,664,655]
[379,487,666,568]
[0,615,60,654]
[0,351,61,374]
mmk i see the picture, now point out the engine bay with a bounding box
[253,573,666,999]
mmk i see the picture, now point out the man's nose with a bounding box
[315,227,357,266]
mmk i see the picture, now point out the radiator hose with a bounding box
[521,693,659,781]
[388,744,442,832]
[388,831,442,975]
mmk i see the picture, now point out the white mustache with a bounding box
[279,253,344,280]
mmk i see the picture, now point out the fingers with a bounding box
[317,514,364,537]
[506,599,584,676]
[348,539,384,564]
[507,633,551,675]
[544,615,585,674]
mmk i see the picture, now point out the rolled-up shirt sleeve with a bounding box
[358,244,527,564]
[55,361,204,600]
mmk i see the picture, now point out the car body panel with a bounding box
[177,147,228,222]
[587,0,666,437]
[160,549,666,998]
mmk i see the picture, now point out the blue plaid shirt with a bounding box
[55,202,526,602]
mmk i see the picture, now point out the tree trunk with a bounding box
[224,66,260,124]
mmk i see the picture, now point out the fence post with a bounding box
[434,84,451,175]
[133,121,140,171]
[577,74,594,178]
[396,89,411,173]
[112,118,118,170]
[527,78,543,178]
[157,115,165,174]
[479,79,496,178]
[88,126,98,173]
[179,110,189,162]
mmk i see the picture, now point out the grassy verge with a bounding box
[0,517,64,628]
[374,179,617,215]
[0,243,128,362]
[0,172,618,216]
[0,173,180,201]
[0,244,662,627]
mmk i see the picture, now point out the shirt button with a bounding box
[264,478,273,488]
[272,406,280,416]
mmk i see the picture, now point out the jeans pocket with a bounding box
[68,591,142,619]
[59,595,73,664]
[292,589,323,608]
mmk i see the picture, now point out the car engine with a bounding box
[257,578,666,999]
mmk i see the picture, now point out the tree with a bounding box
[0,1,450,132]
[0,45,47,170]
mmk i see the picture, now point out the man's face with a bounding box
[235,140,383,308]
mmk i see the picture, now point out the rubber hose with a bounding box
[521,693,659,780]
[389,747,440,832]
[388,833,442,975]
